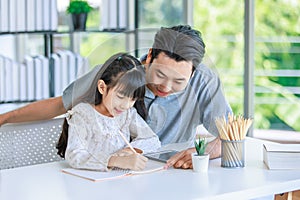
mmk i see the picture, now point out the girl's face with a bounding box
[96,80,136,117]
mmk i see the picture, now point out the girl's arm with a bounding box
[129,109,161,153]
[65,106,110,171]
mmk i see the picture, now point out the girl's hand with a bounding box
[113,147,143,156]
[108,153,148,171]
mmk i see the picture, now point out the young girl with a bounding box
[56,53,161,171]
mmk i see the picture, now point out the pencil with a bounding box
[118,130,137,154]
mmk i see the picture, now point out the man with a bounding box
[0,25,232,169]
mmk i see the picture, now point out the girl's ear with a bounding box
[97,80,107,94]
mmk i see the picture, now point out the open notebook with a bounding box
[62,159,166,182]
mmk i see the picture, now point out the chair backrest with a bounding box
[0,118,64,170]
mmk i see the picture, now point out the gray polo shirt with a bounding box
[62,64,232,145]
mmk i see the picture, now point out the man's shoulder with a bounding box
[191,64,219,85]
[195,63,218,78]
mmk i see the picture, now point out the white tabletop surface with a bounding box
[1,137,300,200]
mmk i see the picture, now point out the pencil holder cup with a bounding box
[221,139,245,168]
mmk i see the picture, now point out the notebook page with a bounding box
[61,160,165,182]
[62,168,129,182]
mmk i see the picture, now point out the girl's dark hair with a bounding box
[57,53,146,158]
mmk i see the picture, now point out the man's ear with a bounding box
[145,48,152,65]
[191,71,195,78]
[97,80,107,94]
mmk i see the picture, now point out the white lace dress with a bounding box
[65,103,161,171]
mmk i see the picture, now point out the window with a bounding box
[193,0,300,139]
[136,0,186,57]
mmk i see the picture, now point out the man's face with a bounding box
[145,52,193,97]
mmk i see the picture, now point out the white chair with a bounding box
[0,118,64,170]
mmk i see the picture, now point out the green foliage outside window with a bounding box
[194,0,300,132]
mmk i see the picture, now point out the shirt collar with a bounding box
[145,86,185,100]
[145,87,156,99]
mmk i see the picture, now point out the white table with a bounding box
[1,137,300,200]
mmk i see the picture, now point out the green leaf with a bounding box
[194,138,207,156]
[67,0,93,14]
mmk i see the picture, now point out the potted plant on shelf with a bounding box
[67,0,93,31]
[191,137,209,172]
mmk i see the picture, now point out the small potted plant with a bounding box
[191,137,210,172]
[67,0,93,31]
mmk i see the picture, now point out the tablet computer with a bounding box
[145,150,179,163]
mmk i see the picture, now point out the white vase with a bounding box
[191,153,209,172]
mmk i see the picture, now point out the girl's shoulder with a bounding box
[114,107,137,121]
[71,103,94,115]
[66,103,93,121]
[127,107,138,115]
[125,107,142,120]
[73,102,92,110]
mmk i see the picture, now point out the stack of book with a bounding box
[263,142,300,170]
[100,0,128,31]
[0,51,89,102]
[0,0,58,33]
[50,50,89,97]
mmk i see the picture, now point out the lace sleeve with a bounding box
[65,104,111,171]
[128,108,161,153]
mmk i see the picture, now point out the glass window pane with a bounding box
[193,0,300,139]
[193,1,245,116]
[138,0,185,28]
[137,0,186,58]
[79,32,128,66]
[255,1,300,132]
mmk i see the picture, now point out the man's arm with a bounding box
[166,137,221,169]
[0,96,66,126]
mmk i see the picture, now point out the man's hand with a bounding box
[205,137,221,159]
[166,148,195,169]
[166,137,222,169]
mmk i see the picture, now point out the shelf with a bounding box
[0,29,131,36]
[0,31,57,35]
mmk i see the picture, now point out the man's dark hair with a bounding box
[151,25,206,70]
